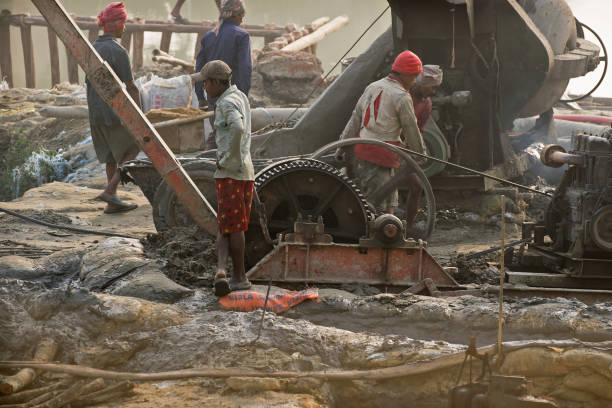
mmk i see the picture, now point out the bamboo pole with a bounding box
[34,378,104,408]
[282,16,349,53]
[46,27,60,86]
[1,10,13,87]
[19,22,36,88]
[6,15,287,37]
[132,18,145,70]
[498,195,506,357]
[0,380,70,405]
[70,380,134,408]
[0,339,58,395]
[66,50,78,84]
[152,53,194,72]
[160,31,172,53]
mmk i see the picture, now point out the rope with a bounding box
[0,207,136,239]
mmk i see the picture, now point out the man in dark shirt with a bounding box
[194,0,252,150]
[410,65,443,132]
[87,2,142,214]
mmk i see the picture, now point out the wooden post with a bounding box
[132,18,144,70]
[160,31,172,53]
[193,31,205,61]
[120,31,132,55]
[20,20,36,88]
[47,27,60,86]
[0,10,13,87]
[66,47,79,84]
[88,28,98,44]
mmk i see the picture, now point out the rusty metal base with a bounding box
[246,242,458,287]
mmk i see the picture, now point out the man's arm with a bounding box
[398,94,426,154]
[216,100,245,171]
[194,36,207,103]
[113,48,141,109]
[339,93,365,141]
[234,33,252,95]
[126,80,141,109]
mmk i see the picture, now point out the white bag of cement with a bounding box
[0,80,9,91]
[135,74,198,113]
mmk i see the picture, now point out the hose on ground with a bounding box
[0,207,136,239]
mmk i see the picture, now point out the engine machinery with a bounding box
[517,132,612,279]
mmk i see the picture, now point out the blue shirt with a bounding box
[86,34,133,126]
[195,20,252,104]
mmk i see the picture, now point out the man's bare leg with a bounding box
[216,229,230,277]
[214,229,232,296]
[228,231,247,284]
[103,150,139,211]
[171,0,187,18]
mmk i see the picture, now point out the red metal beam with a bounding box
[30,0,218,234]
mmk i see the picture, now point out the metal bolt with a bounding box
[383,224,398,238]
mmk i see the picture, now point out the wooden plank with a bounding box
[120,31,132,56]
[20,24,36,88]
[160,31,172,53]
[132,19,144,70]
[47,27,60,86]
[67,49,79,83]
[0,10,13,87]
[193,32,205,60]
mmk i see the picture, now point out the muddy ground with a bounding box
[1,75,611,407]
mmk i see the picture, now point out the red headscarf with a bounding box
[97,2,127,34]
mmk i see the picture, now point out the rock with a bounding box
[75,339,145,368]
[256,51,323,80]
[549,385,597,402]
[80,237,192,303]
[563,368,612,400]
[268,78,319,104]
[0,256,45,280]
[111,265,193,303]
[500,347,569,377]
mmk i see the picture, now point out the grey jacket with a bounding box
[214,85,255,180]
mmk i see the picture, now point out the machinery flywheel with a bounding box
[245,158,373,266]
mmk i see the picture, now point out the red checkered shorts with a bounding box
[215,178,254,234]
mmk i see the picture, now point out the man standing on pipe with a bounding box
[87,2,141,214]
[193,60,254,296]
[336,50,427,214]
[194,0,252,150]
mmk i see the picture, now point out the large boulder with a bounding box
[256,51,323,81]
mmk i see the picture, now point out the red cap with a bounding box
[392,50,423,76]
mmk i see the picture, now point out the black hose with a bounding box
[464,238,532,260]
[560,20,608,103]
[0,207,136,239]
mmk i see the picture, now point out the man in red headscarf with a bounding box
[87,2,142,214]
[336,50,427,215]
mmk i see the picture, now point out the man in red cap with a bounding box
[86,2,141,214]
[337,50,427,214]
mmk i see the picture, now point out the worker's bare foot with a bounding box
[104,202,137,214]
[229,279,251,292]
[214,269,231,297]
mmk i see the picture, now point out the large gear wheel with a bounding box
[245,158,373,266]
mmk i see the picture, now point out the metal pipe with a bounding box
[540,144,585,167]
[549,150,584,165]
